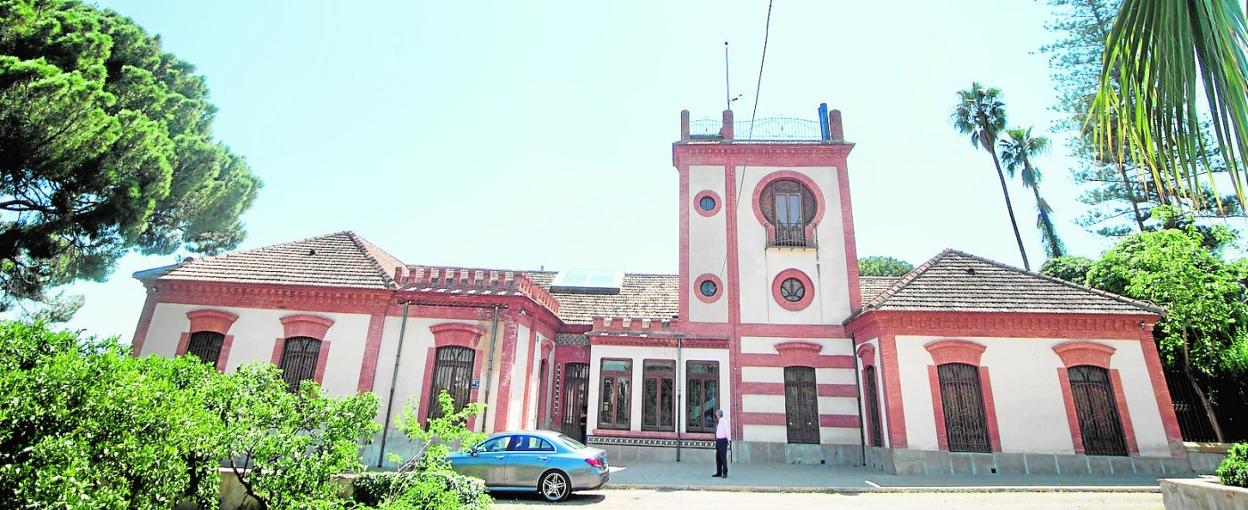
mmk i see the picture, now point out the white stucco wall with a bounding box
[735,166,851,325]
[687,164,730,324]
[587,345,730,433]
[367,316,498,430]
[895,335,1170,457]
[141,303,372,397]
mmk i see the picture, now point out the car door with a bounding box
[452,435,510,486]
[504,435,555,487]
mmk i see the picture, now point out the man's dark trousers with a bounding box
[715,438,728,477]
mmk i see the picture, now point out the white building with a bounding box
[130,108,1188,475]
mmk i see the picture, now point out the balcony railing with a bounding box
[688,117,824,141]
[771,223,809,247]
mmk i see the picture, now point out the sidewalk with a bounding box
[603,461,1191,492]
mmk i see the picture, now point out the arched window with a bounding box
[783,366,820,444]
[863,365,884,447]
[427,346,476,421]
[280,337,322,391]
[937,363,990,452]
[760,179,817,246]
[1068,365,1128,456]
[186,331,225,366]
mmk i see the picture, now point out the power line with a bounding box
[720,0,776,279]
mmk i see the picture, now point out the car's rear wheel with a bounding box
[539,470,570,502]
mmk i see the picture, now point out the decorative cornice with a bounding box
[847,311,1154,340]
[590,335,728,349]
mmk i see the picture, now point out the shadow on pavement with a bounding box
[489,491,607,506]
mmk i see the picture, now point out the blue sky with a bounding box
[64,0,1117,339]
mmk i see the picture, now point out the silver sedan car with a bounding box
[447,430,609,502]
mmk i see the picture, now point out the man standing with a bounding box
[713,408,729,478]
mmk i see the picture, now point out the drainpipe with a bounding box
[479,305,501,432]
[850,333,866,467]
[376,301,411,468]
[676,334,684,462]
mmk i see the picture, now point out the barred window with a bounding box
[427,346,476,420]
[1069,365,1129,456]
[279,337,321,391]
[187,331,224,366]
[937,363,990,453]
[784,366,820,444]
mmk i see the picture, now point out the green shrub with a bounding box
[354,472,414,507]
[377,471,490,510]
[219,363,381,510]
[1218,442,1248,488]
[0,320,226,508]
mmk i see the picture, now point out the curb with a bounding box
[601,484,1161,494]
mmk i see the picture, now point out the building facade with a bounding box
[130,108,1188,475]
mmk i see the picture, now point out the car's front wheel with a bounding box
[539,470,570,502]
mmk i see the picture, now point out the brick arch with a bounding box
[750,170,828,247]
[186,309,238,335]
[1052,341,1116,368]
[923,339,987,366]
[775,341,822,366]
[923,339,1000,452]
[430,322,486,348]
[272,314,335,386]
[1051,341,1137,454]
[279,314,335,340]
[176,309,239,372]
[856,342,876,366]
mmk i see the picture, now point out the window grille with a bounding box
[641,361,675,431]
[426,346,476,420]
[864,365,884,447]
[937,363,991,452]
[187,331,224,366]
[784,366,820,444]
[280,336,321,391]
[1069,365,1129,456]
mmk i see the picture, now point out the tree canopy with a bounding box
[0,0,261,311]
[857,256,914,277]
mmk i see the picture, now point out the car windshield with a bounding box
[555,433,586,450]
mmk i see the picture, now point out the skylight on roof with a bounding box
[550,269,624,294]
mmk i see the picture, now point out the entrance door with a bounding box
[561,363,589,442]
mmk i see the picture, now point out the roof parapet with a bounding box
[400,266,560,314]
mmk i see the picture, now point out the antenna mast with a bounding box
[724,41,731,111]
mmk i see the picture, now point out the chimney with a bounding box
[721,109,734,140]
[680,110,690,141]
[829,109,844,142]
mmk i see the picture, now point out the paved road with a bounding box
[489,489,1164,510]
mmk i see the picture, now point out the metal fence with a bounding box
[688,116,825,141]
[1165,369,1248,442]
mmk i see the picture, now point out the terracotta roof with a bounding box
[859,276,901,301]
[136,231,401,290]
[850,249,1164,318]
[527,272,680,325]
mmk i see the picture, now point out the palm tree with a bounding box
[951,83,1031,270]
[1089,0,1248,215]
[1000,127,1066,258]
